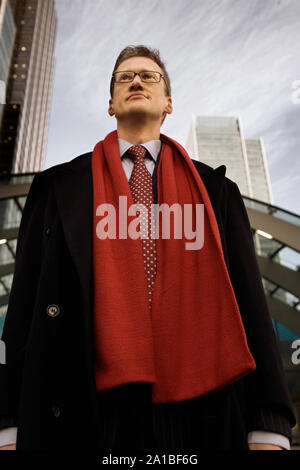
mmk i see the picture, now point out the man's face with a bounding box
[108,56,172,124]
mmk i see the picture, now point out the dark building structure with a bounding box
[0,0,57,175]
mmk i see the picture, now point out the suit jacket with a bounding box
[0,148,296,450]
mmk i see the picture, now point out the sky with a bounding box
[45,0,300,214]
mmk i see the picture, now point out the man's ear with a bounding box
[108,98,114,116]
[165,96,173,115]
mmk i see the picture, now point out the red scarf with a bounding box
[92,130,256,404]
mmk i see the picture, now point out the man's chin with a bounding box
[117,110,151,122]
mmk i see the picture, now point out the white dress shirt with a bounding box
[0,138,290,450]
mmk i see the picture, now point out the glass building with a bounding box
[186,115,253,197]
[245,137,273,205]
[0,0,57,175]
[0,0,16,126]
[0,172,35,335]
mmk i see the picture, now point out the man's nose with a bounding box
[130,73,143,87]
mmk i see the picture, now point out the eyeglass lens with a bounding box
[115,71,160,82]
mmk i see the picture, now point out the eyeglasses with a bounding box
[112,70,165,84]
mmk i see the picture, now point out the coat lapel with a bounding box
[52,156,93,305]
[195,162,227,210]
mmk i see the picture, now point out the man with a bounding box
[0,45,296,451]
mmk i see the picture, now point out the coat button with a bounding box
[52,405,60,418]
[47,304,60,317]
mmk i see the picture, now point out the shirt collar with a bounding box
[118,138,161,161]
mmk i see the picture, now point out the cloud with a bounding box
[46,0,300,214]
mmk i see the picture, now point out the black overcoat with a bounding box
[0,148,296,450]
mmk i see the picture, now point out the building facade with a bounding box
[186,115,254,198]
[0,0,57,175]
[0,0,16,126]
[186,114,275,206]
[245,137,273,205]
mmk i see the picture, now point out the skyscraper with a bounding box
[0,0,16,126]
[245,137,273,205]
[0,0,57,174]
[186,114,274,206]
[186,115,253,198]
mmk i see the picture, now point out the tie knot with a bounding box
[127,145,147,160]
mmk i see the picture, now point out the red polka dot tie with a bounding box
[127,145,157,310]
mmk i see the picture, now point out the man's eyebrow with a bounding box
[116,69,158,72]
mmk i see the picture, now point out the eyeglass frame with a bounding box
[112,70,167,86]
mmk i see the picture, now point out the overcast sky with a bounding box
[45,0,300,214]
